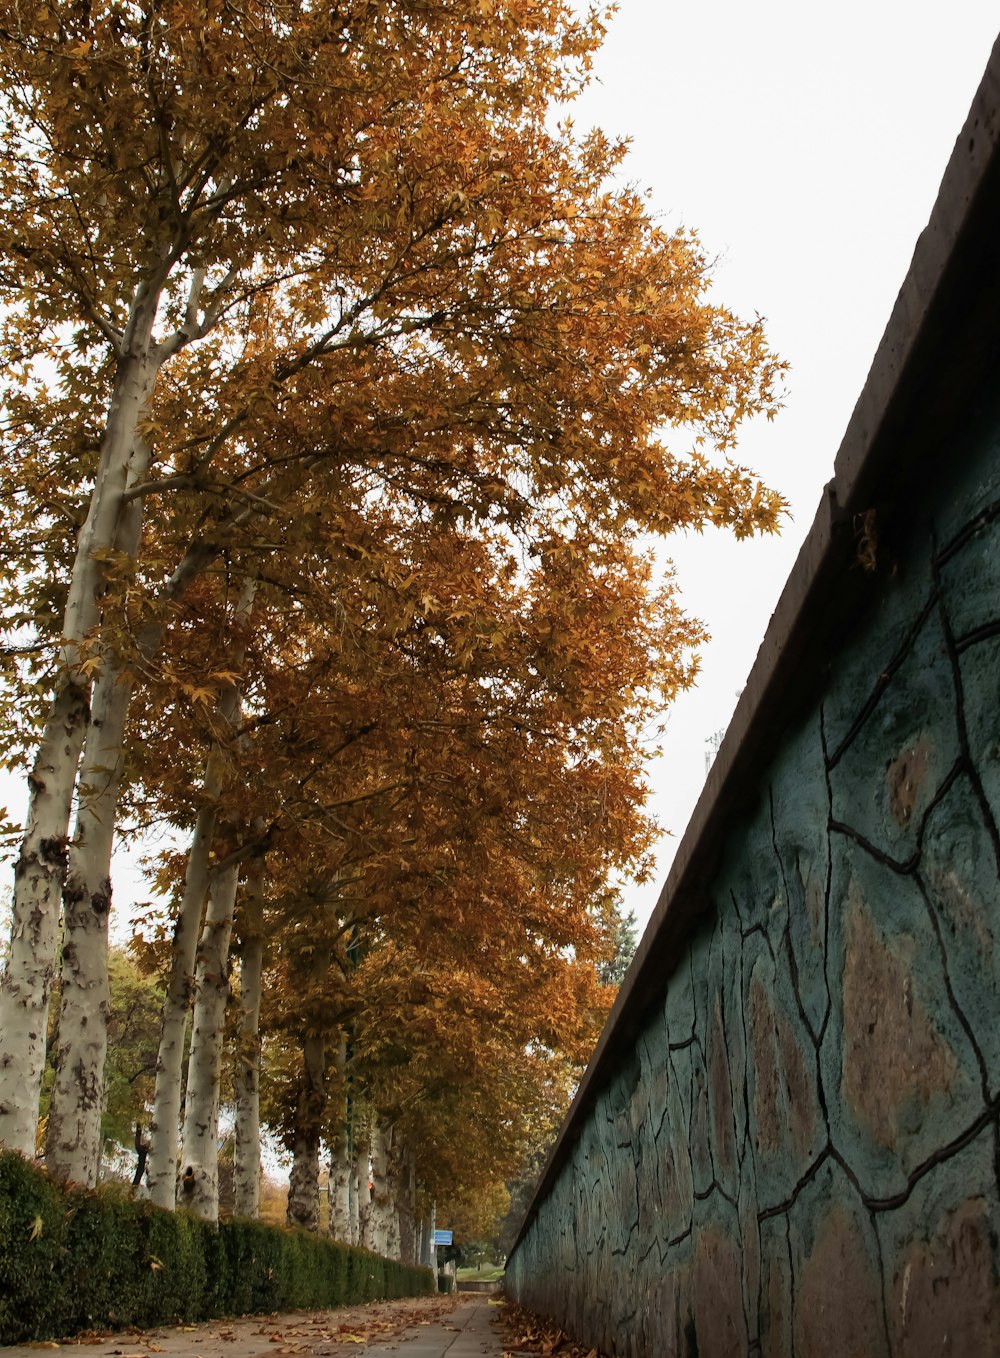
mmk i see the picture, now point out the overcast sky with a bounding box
[579,1,1000,928]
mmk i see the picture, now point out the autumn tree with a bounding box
[0,0,785,1175]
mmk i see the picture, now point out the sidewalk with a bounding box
[0,1295,509,1358]
[350,1295,505,1355]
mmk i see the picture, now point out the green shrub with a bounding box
[0,1151,433,1342]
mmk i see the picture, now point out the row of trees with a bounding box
[0,0,784,1250]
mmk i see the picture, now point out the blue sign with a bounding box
[433,1229,453,1246]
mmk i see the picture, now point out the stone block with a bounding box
[737,1172,761,1350]
[939,509,1000,641]
[688,1037,715,1198]
[821,544,935,761]
[721,912,750,1167]
[875,1123,1000,1356]
[713,805,786,936]
[828,608,960,863]
[653,1043,695,1246]
[744,931,825,1212]
[663,942,696,1046]
[931,391,1000,546]
[692,1222,748,1358]
[641,1237,694,1357]
[705,929,738,1196]
[957,633,1000,831]
[769,715,832,1038]
[758,1214,793,1358]
[822,845,982,1199]
[919,773,1000,1091]
[787,1159,889,1358]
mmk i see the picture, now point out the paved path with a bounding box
[0,1296,510,1358]
[352,1296,505,1355]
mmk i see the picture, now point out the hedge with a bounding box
[0,1151,433,1343]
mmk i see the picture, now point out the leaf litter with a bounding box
[493,1301,605,1358]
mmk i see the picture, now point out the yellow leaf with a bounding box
[28,1214,43,1241]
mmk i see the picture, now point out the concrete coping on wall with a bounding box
[509,34,1000,1257]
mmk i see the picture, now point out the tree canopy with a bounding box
[0,0,785,1246]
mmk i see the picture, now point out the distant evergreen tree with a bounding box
[598,907,639,988]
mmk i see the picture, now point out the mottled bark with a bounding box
[147,797,217,1208]
[0,683,87,1156]
[356,1121,373,1250]
[177,861,239,1221]
[369,1124,392,1257]
[348,1112,360,1245]
[397,1143,418,1266]
[285,1025,328,1233]
[0,324,159,1156]
[328,1040,351,1241]
[233,852,265,1219]
[44,668,133,1185]
[147,576,256,1208]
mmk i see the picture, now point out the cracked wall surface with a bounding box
[506,401,1000,1354]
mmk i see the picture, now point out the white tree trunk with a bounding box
[396,1143,417,1266]
[44,668,131,1184]
[386,1157,401,1262]
[356,1121,373,1250]
[147,576,256,1208]
[0,682,88,1156]
[46,478,148,1186]
[146,797,216,1207]
[327,1041,351,1242]
[329,1130,351,1241]
[177,861,239,1221]
[233,852,265,1220]
[0,327,159,1156]
[348,1107,360,1245]
[421,1202,437,1271]
[285,1026,327,1233]
[369,1125,392,1257]
[287,1130,322,1234]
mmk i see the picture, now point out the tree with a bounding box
[597,901,640,989]
[39,948,163,1176]
[0,0,786,1173]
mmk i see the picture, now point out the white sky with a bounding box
[2,4,998,944]
[578,0,1000,929]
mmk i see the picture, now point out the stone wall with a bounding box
[505,41,1000,1358]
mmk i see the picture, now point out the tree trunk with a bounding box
[327,1041,351,1242]
[397,1143,418,1266]
[146,797,218,1207]
[369,1125,392,1256]
[147,576,256,1207]
[233,851,265,1219]
[384,1130,402,1262]
[177,861,240,1221]
[45,476,148,1186]
[347,1101,360,1245]
[285,1024,328,1233]
[422,1201,437,1271]
[44,668,132,1184]
[0,327,159,1156]
[355,1121,372,1250]
[0,682,88,1157]
[329,1124,351,1241]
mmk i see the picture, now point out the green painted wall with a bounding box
[506,405,1000,1355]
